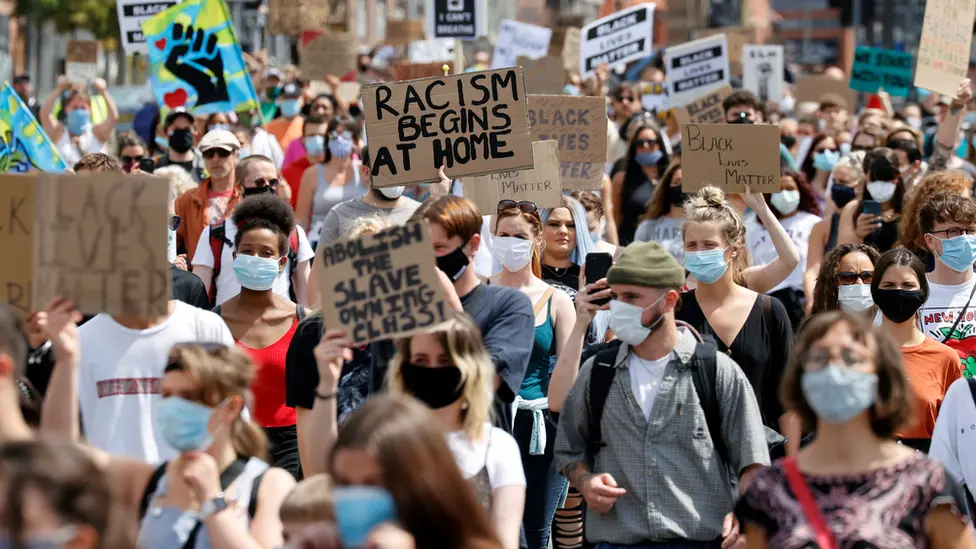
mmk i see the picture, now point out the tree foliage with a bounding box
[14,0,120,42]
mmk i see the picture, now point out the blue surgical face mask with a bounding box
[801,364,878,424]
[0,526,79,549]
[684,248,729,284]
[839,142,851,156]
[279,98,302,117]
[813,150,840,172]
[333,486,398,549]
[328,134,355,158]
[563,84,581,96]
[155,397,217,452]
[209,124,230,133]
[936,234,976,272]
[66,109,90,136]
[635,149,663,167]
[155,135,170,151]
[233,253,281,291]
[305,135,326,157]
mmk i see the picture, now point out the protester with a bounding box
[810,243,880,316]
[634,162,685,262]
[116,132,148,173]
[258,68,285,123]
[801,134,841,196]
[572,190,618,254]
[612,120,671,244]
[722,89,759,123]
[284,94,341,166]
[737,311,973,549]
[155,108,207,183]
[155,165,199,199]
[898,170,973,264]
[12,73,39,118]
[838,147,905,253]
[267,83,305,152]
[555,241,770,548]
[296,116,365,240]
[888,137,927,189]
[850,125,886,152]
[279,474,334,544]
[41,77,118,168]
[164,178,210,308]
[239,110,285,168]
[931,379,976,519]
[539,196,597,302]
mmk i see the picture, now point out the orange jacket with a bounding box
[175,178,242,261]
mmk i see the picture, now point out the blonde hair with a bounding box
[387,314,495,441]
[155,166,199,198]
[166,345,267,460]
[279,474,334,523]
[682,186,749,285]
[343,215,394,239]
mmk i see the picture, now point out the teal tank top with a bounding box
[518,291,555,400]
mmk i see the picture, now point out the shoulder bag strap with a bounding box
[943,280,976,344]
[783,457,837,549]
[139,462,169,519]
[533,287,555,317]
[182,457,249,549]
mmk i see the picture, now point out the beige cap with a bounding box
[198,129,241,152]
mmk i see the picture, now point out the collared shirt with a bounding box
[554,328,770,545]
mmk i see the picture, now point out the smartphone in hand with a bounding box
[585,252,613,306]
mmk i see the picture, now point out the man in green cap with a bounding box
[554,241,769,549]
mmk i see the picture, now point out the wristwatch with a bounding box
[200,493,229,519]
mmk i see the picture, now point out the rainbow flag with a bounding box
[142,0,259,115]
[0,84,68,173]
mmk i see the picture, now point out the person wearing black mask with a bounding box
[634,163,688,264]
[872,248,962,453]
[723,89,759,124]
[155,108,206,183]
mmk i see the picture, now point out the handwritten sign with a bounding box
[795,75,856,111]
[317,222,449,344]
[680,123,780,193]
[0,175,35,320]
[266,0,330,36]
[492,20,552,69]
[851,47,913,97]
[362,68,533,187]
[518,56,566,94]
[466,140,563,212]
[66,40,99,84]
[665,34,730,107]
[742,45,784,103]
[300,30,357,80]
[386,19,426,45]
[409,38,455,62]
[579,3,654,78]
[527,94,607,189]
[391,61,454,81]
[674,85,733,129]
[914,0,975,96]
[549,27,581,72]
[32,173,171,317]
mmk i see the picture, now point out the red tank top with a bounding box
[236,319,299,428]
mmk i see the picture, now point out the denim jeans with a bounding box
[514,408,566,549]
[594,540,722,549]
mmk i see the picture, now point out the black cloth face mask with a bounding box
[437,243,470,281]
[400,363,465,409]
[873,288,925,324]
[168,129,194,153]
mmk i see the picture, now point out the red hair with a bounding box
[494,207,543,279]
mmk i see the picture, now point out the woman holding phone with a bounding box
[837,148,906,254]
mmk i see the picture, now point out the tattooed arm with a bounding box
[930,79,973,172]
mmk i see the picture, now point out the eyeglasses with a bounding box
[121,155,145,164]
[497,200,538,214]
[837,271,873,285]
[930,228,976,239]
[634,138,658,148]
[169,215,182,231]
[203,149,233,159]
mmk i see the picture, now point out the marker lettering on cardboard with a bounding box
[680,123,779,193]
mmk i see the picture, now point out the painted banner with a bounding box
[0,85,68,173]
[142,0,260,114]
[579,3,655,78]
[850,46,913,97]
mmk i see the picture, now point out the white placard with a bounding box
[491,20,552,69]
[428,0,486,40]
[579,3,655,78]
[66,63,98,84]
[408,39,456,63]
[742,45,784,103]
[664,34,730,107]
[117,0,181,54]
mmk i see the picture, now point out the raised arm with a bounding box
[40,76,69,140]
[92,78,119,143]
[803,220,827,316]
[295,329,349,477]
[930,79,973,172]
[740,187,799,294]
[549,269,609,412]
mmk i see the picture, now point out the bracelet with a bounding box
[315,389,338,400]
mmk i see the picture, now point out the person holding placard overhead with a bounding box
[41,76,118,168]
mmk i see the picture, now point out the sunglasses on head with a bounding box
[837,271,873,285]
[121,155,145,164]
[497,200,538,214]
[169,215,182,231]
[203,149,233,159]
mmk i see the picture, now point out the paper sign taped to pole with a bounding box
[465,140,563,212]
[914,0,976,96]
[361,68,534,187]
[665,34,731,107]
[579,3,655,78]
[527,94,608,189]
[0,174,35,320]
[680,123,780,193]
[317,221,450,344]
[742,45,784,103]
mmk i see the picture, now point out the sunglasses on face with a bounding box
[617,96,636,103]
[203,149,232,159]
[121,155,145,164]
[253,177,280,188]
[635,138,658,148]
[497,200,538,214]
[169,215,182,231]
[837,271,873,285]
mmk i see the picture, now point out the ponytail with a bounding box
[230,415,267,461]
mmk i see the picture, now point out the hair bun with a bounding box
[697,186,727,207]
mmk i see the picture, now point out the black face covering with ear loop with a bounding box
[437,243,470,281]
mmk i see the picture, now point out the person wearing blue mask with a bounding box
[40,76,118,169]
[267,82,307,154]
[737,310,974,549]
[801,134,841,198]
[611,121,670,245]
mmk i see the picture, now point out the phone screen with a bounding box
[585,252,613,306]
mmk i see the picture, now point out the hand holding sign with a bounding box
[164,23,229,106]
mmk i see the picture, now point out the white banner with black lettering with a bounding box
[117,0,181,54]
[665,34,731,107]
[579,3,655,78]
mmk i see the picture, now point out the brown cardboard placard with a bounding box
[0,175,35,321]
[267,0,330,36]
[549,27,581,73]
[795,75,857,111]
[391,61,453,81]
[361,68,534,187]
[316,221,449,344]
[385,19,426,46]
[674,84,733,129]
[465,140,563,212]
[914,0,976,96]
[680,123,780,193]
[66,40,99,64]
[335,82,362,104]
[31,173,171,317]
[527,94,607,189]
[299,30,357,80]
[517,55,566,94]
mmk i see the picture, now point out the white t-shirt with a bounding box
[445,423,525,490]
[628,353,671,421]
[191,218,315,305]
[746,211,821,293]
[77,301,234,463]
[930,377,976,489]
[56,130,105,168]
[633,217,685,264]
[920,275,976,368]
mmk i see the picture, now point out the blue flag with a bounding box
[0,84,68,173]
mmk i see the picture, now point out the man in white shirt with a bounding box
[193,155,315,306]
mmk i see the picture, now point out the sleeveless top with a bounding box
[138,457,269,549]
[236,319,300,428]
[310,163,365,233]
[825,212,840,253]
[519,289,556,400]
[468,430,493,511]
[56,129,104,168]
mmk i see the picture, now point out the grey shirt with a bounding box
[317,195,422,245]
[554,328,770,545]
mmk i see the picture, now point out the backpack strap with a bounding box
[688,343,728,465]
[287,228,300,303]
[248,472,265,519]
[208,221,228,306]
[586,346,621,463]
[296,304,307,319]
[139,461,168,519]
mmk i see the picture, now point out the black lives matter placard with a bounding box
[579,3,655,77]
[665,34,731,107]
[680,123,780,193]
[0,175,35,321]
[429,0,482,39]
[361,68,533,188]
[317,222,450,344]
[527,95,608,189]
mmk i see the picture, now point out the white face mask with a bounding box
[866,180,896,203]
[838,284,874,313]
[780,95,796,113]
[608,294,667,346]
[377,186,405,200]
[491,235,533,272]
[770,189,801,215]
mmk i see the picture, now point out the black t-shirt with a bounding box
[170,266,210,309]
[675,291,794,426]
[542,263,582,301]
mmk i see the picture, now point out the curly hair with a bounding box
[231,193,296,254]
[899,170,975,253]
[683,186,749,285]
[811,243,880,314]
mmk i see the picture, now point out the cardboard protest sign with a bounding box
[362,68,533,187]
[692,27,750,70]
[429,0,485,40]
[335,82,362,105]
[117,0,181,54]
[914,0,976,96]
[65,40,99,84]
[680,123,780,193]
[266,0,330,36]
[639,82,668,113]
[0,84,69,173]
[795,75,856,110]
[665,34,730,107]
[518,56,566,94]
[300,30,358,80]
[32,173,171,317]
[549,27,581,72]
[850,47,914,97]
[391,61,453,81]
[386,19,426,45]
[0,175,35,320]
[465,140,563,212]
[673,84,733,129]
[527,95,607,189]
[579,3,655,78]
[742,45,784,103]
[492,20,552,69]
[317,222,449,344]
[409,39,455,63]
